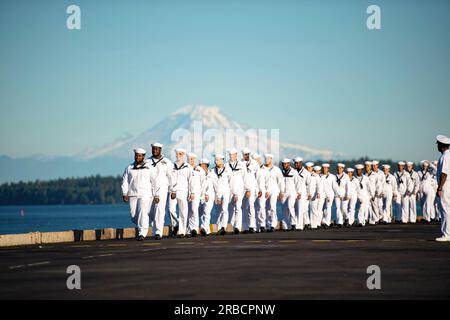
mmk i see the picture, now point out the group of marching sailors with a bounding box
[121,136,450,242]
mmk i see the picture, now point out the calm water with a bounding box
[0,204,221,235]
[0,203,421,235]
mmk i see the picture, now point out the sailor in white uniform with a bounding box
[365,161,378,225]
[333,163,349,227]
[418,160,435,223]
[148,142,172,240]
[372,160,385,223]
[381,164,397,224]
[211,154,232,235]
[435,135,450,241]
[355,164,370,226]
[121,148,160,241]
[394,161,413,224]
[168,148,193,237]
[280,159,302,230]
[242,148,258,233]
[406,161,420,223]
[264,154,284,232]
[227,148,246,234]
[253,153,269,232]
[344,168,358,226]
[320,163,336,228]
[294,157,310,230]
[303,162,315,229]
[187,153,202,237]
[430,160,439,221]
[309,165,324,229]
[198,158,215,236]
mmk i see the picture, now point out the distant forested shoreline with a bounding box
[0,158,412,205]
[0,175,122,205]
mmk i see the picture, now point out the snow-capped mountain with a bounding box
[0,105,345,183]
[77,105,344,161]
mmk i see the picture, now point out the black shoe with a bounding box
[267,227,274,233]
[233,228,240,235]
[136,235,145,241]
[249,228,255,234]
[218,227,226,236]
[304,224,311,230]
[260,227,266,233]
[337,224,343,228]
[291,225,296,231]
[154,234,161,240]
[191,229,197,237]
[322,224,329,229]
[169,226,179,237]
[357,223,363,227]
[200,228,207,236]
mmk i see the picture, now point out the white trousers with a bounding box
[335,197,347,225]
[382,193,393,223]
[281,193,296,229]
[356,197,368,226]
[229,194,243,231]
[369,197,381,225]
[345,196,357,225]
[408,194,417,223]
[265,192,278,229]
[294,198,305,230]
[310,197,323,229]
[150,192,168,237]
[242,192,257,230]
[395,195,410,223]
[187,196,200,233]
[321,198,333,226]
[168,192,188,235]
[129,196,152,237]
[199,198,214,234]
[216,193,230,231]
[255,195,266,230]
[438,188,450,238]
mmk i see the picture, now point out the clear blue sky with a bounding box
[0,0,449,161]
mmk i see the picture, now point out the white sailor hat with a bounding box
[436,135,450,145]
[200,158,210,165]
[187,152,197,158]
[372,160,379,165]
[355,164,364,170]
[433,160,438,165]
[346,168,354,173]
[313,165,322,171]
[322,163,330,168]
[228,148,238,155]
[242,147,251,154]
[406,161,414,166]
[382,164,391,169]
[215,153,225,159]
[134,148,146,154]
[281,158,291,164]
[252,153,261,160]
[398,161,406,166]
[294,157,303,162]
[305,162,314,167]
[365,161,373,166]
[265,153,274,159]
[337,163,346,168]
[151,142,163,148]
[420,160,430,166]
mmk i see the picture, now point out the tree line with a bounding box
[0,175,122,205]
[0,158,413,206]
